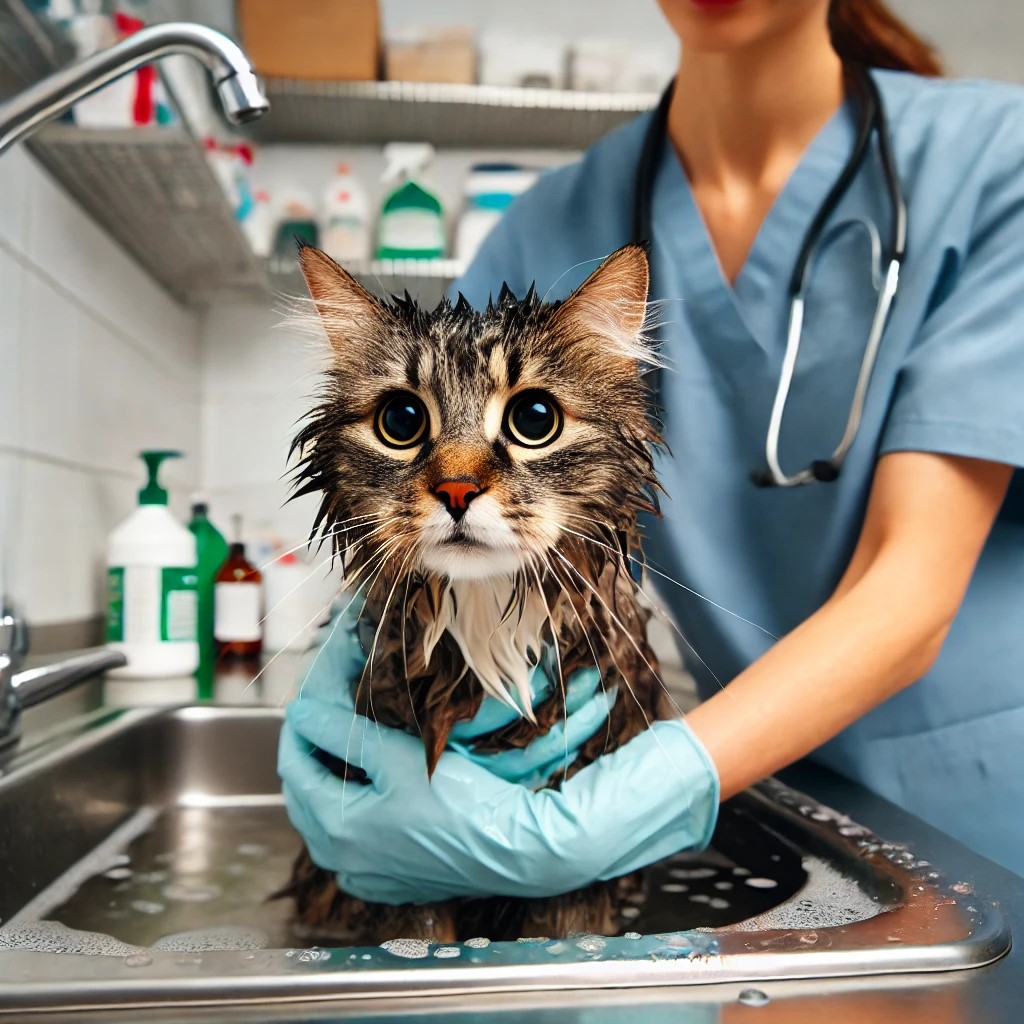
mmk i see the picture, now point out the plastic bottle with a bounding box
[376,143,445,260]
[319,162,371,262]
[106,451,199,679]
[214,515,263,662]
[188,499,229,669]
[455,163,538,264]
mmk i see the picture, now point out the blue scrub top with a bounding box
[452,70,1024,874]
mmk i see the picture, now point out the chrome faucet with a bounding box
[0,21,269,156]
[0,21,269,753]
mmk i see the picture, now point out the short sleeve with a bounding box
[881,107,1024,468]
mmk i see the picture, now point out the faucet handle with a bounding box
[0,600,29,666]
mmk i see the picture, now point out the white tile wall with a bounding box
[0,144,201,627]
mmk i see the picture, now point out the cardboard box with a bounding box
[385,28,476,85]
[236,0,380,81]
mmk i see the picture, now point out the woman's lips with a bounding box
[689,0,742,8]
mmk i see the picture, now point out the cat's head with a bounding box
[291,243,662,583]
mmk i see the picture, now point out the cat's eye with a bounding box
[375,393,428,449]
[504,390,563,448]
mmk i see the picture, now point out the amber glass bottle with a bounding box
[214,515,263,661]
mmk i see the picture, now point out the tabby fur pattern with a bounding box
[277,242,673,943]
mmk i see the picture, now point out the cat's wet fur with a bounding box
[276,243,673,942]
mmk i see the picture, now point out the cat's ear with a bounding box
[551,244,651,365]
[297,244,392,354]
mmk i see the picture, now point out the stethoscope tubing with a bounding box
[634,65,908,487]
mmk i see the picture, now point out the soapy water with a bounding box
[0,921,268,956]
[732,856,882,931]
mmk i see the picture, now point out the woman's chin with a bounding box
[418,543,523,582]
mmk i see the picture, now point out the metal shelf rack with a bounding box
[0,0,72,97]
[245,78,658,149]
[27,125,269,305]
[267,255,463,308]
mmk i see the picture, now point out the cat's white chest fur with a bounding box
[421,576,551,718]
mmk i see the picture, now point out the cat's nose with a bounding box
[433,478,482,522]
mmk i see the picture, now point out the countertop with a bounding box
[10,653,1024,1023]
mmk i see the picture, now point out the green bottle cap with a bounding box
[139,450,182,505]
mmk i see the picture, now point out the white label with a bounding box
[122,565,160,644]
[214,583,262,642]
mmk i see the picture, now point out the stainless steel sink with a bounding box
[0,705,1010,1015]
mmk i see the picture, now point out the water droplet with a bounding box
[129,899,164,915]
[624,931,642,940]
[124,953,152,968]
[714,881,733,890]
[103,867,133,881]
[661,882,688,893]
[433,945,461,959]
[951,881,973,895]
[744,877,778,889]
[732,867,751,877]
[361,953,372,960]
[738,988,770,1007]
[688,893,711,904]
[798,932,818,945]
[668,866,717,880]
[543,941,569,956]
[709,897,730,909]
[464,937,490,949]
[887,934,902,943]
[621,905,640,919]
[161,882,222,903]
[576,936,606,954]
[380,939,429,959]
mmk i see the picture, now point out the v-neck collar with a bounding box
[651,93,858,353]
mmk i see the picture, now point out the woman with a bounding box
[280,0,1024,900]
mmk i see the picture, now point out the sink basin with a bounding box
[0,705,1010,1015]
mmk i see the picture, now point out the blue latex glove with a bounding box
[296,603,616,787]
[278,697,719,906]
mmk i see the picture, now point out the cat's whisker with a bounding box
[548,549,659,733]
[559,513,778,640]
[400,569,421,735]
[549,548,722,788]
[525,560,569,774]
[538,555,616,758]
[259,552,338,625]
[255,514,387,572]
[357,542,418,748]
[554,529,734,704]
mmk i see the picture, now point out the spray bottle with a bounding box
[376,142,445,260]
[106,451,199,678]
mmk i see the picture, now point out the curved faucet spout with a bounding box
[0,21,269,156]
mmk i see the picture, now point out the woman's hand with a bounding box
[278,697,719,906]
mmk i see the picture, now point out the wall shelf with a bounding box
[27,125,269,305]
[244,78,658,150]
[267,256,463,309]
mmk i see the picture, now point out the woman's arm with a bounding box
[684,451,1013,800]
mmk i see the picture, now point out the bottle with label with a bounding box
[106,451,199,679]
[188,498,229,670]
[376,143,445,260]
[214,515,263,661]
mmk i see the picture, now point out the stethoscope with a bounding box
[633,65,908,487]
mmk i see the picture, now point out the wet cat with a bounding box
[277,241,675,943]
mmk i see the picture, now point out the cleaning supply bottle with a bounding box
[376,143,445,260]
[319,162,371,263]
[188,498,229,669]
[214,514,263,662]
[106,451,199,678]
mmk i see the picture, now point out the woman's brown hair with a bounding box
[828,0,943,77]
